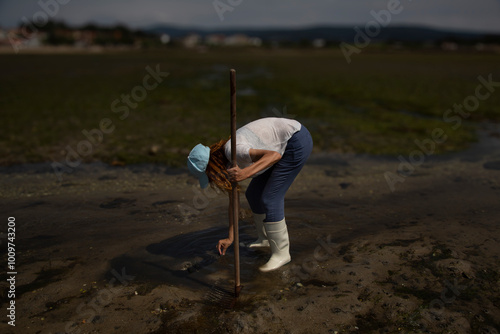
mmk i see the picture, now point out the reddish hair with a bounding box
[205,139,234,193]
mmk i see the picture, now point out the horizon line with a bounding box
[2,21,500,35]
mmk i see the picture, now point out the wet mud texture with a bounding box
[1,128,500,333]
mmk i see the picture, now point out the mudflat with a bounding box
[1,127,500,334]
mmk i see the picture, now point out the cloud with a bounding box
[390,0,500,32]
[0,0,499,32]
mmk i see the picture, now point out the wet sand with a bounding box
[1,126,500,333]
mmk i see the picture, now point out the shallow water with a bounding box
[106,218,285,294]
[105,197,392,297]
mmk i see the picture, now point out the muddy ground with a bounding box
[1,126,500,334]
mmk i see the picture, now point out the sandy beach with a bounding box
[1,125,500,334]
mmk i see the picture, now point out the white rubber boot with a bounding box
[240,213,270,248]
[259,218,291,272]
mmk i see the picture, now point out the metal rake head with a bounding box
[204,280,240,309]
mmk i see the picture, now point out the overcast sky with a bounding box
[1,0,500,33]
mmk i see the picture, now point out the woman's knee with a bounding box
[246,188,263,213]
[245,187,256,203]
[261,195,284,217]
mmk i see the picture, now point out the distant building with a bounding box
[249,37,262,47]
[475,43,500,53]
[221,34,262,47]
[206,34,225,46]
[312,38,325,48]
[225,34,249,46]
[0,29,9,46]
[441,42,458,51]
[4,29,45,50]
[160,34,170,44]
[182,34,201,48]
[73,30,96,48]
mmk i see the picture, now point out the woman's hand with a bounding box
[227,150,281,181]
[217,238,233,255]
[227,166,248,182]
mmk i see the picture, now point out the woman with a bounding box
[187,117,313,272]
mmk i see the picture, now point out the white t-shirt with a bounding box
[224,117,302,175]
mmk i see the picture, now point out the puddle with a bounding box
[107,222,277,291]
[484,160,500,170]
[458,122,500,163]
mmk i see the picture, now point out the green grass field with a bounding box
[1,48,499,167]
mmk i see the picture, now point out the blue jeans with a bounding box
[245,125,313,222]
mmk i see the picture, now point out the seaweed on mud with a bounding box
[354,312,388,332]
[476,268,500,286]
[408,257,444,279]
[2,51,491,166]
[459,285,480,302]
[394,285,440,304]
[357,288,372,302]
[429,243,453,261]
[399,249,416,261]
[489,295,500,308]
[303,279,338,288]
[99,197,137,209]
[29,296,76,318]
[394,309,424,332]
[150,298,220,334]
[151,296,272,334]
[377,238,421,249]
[470,311,500,334]
[16,265,77,299]
[134,282,156,296]
[407,242,454,278]
[338,243,353,256]
[463,248,482,257]
[387,269,400,277]
[342,254,354,263]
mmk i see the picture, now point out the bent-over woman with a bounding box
[187,117,313,272]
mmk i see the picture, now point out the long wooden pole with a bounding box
[230,69,241,297]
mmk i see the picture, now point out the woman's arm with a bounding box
[219,149,280,254]
[227,149,281,182]
[217,194,234,255]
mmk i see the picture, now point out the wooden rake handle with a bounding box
[230,69,242,297]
